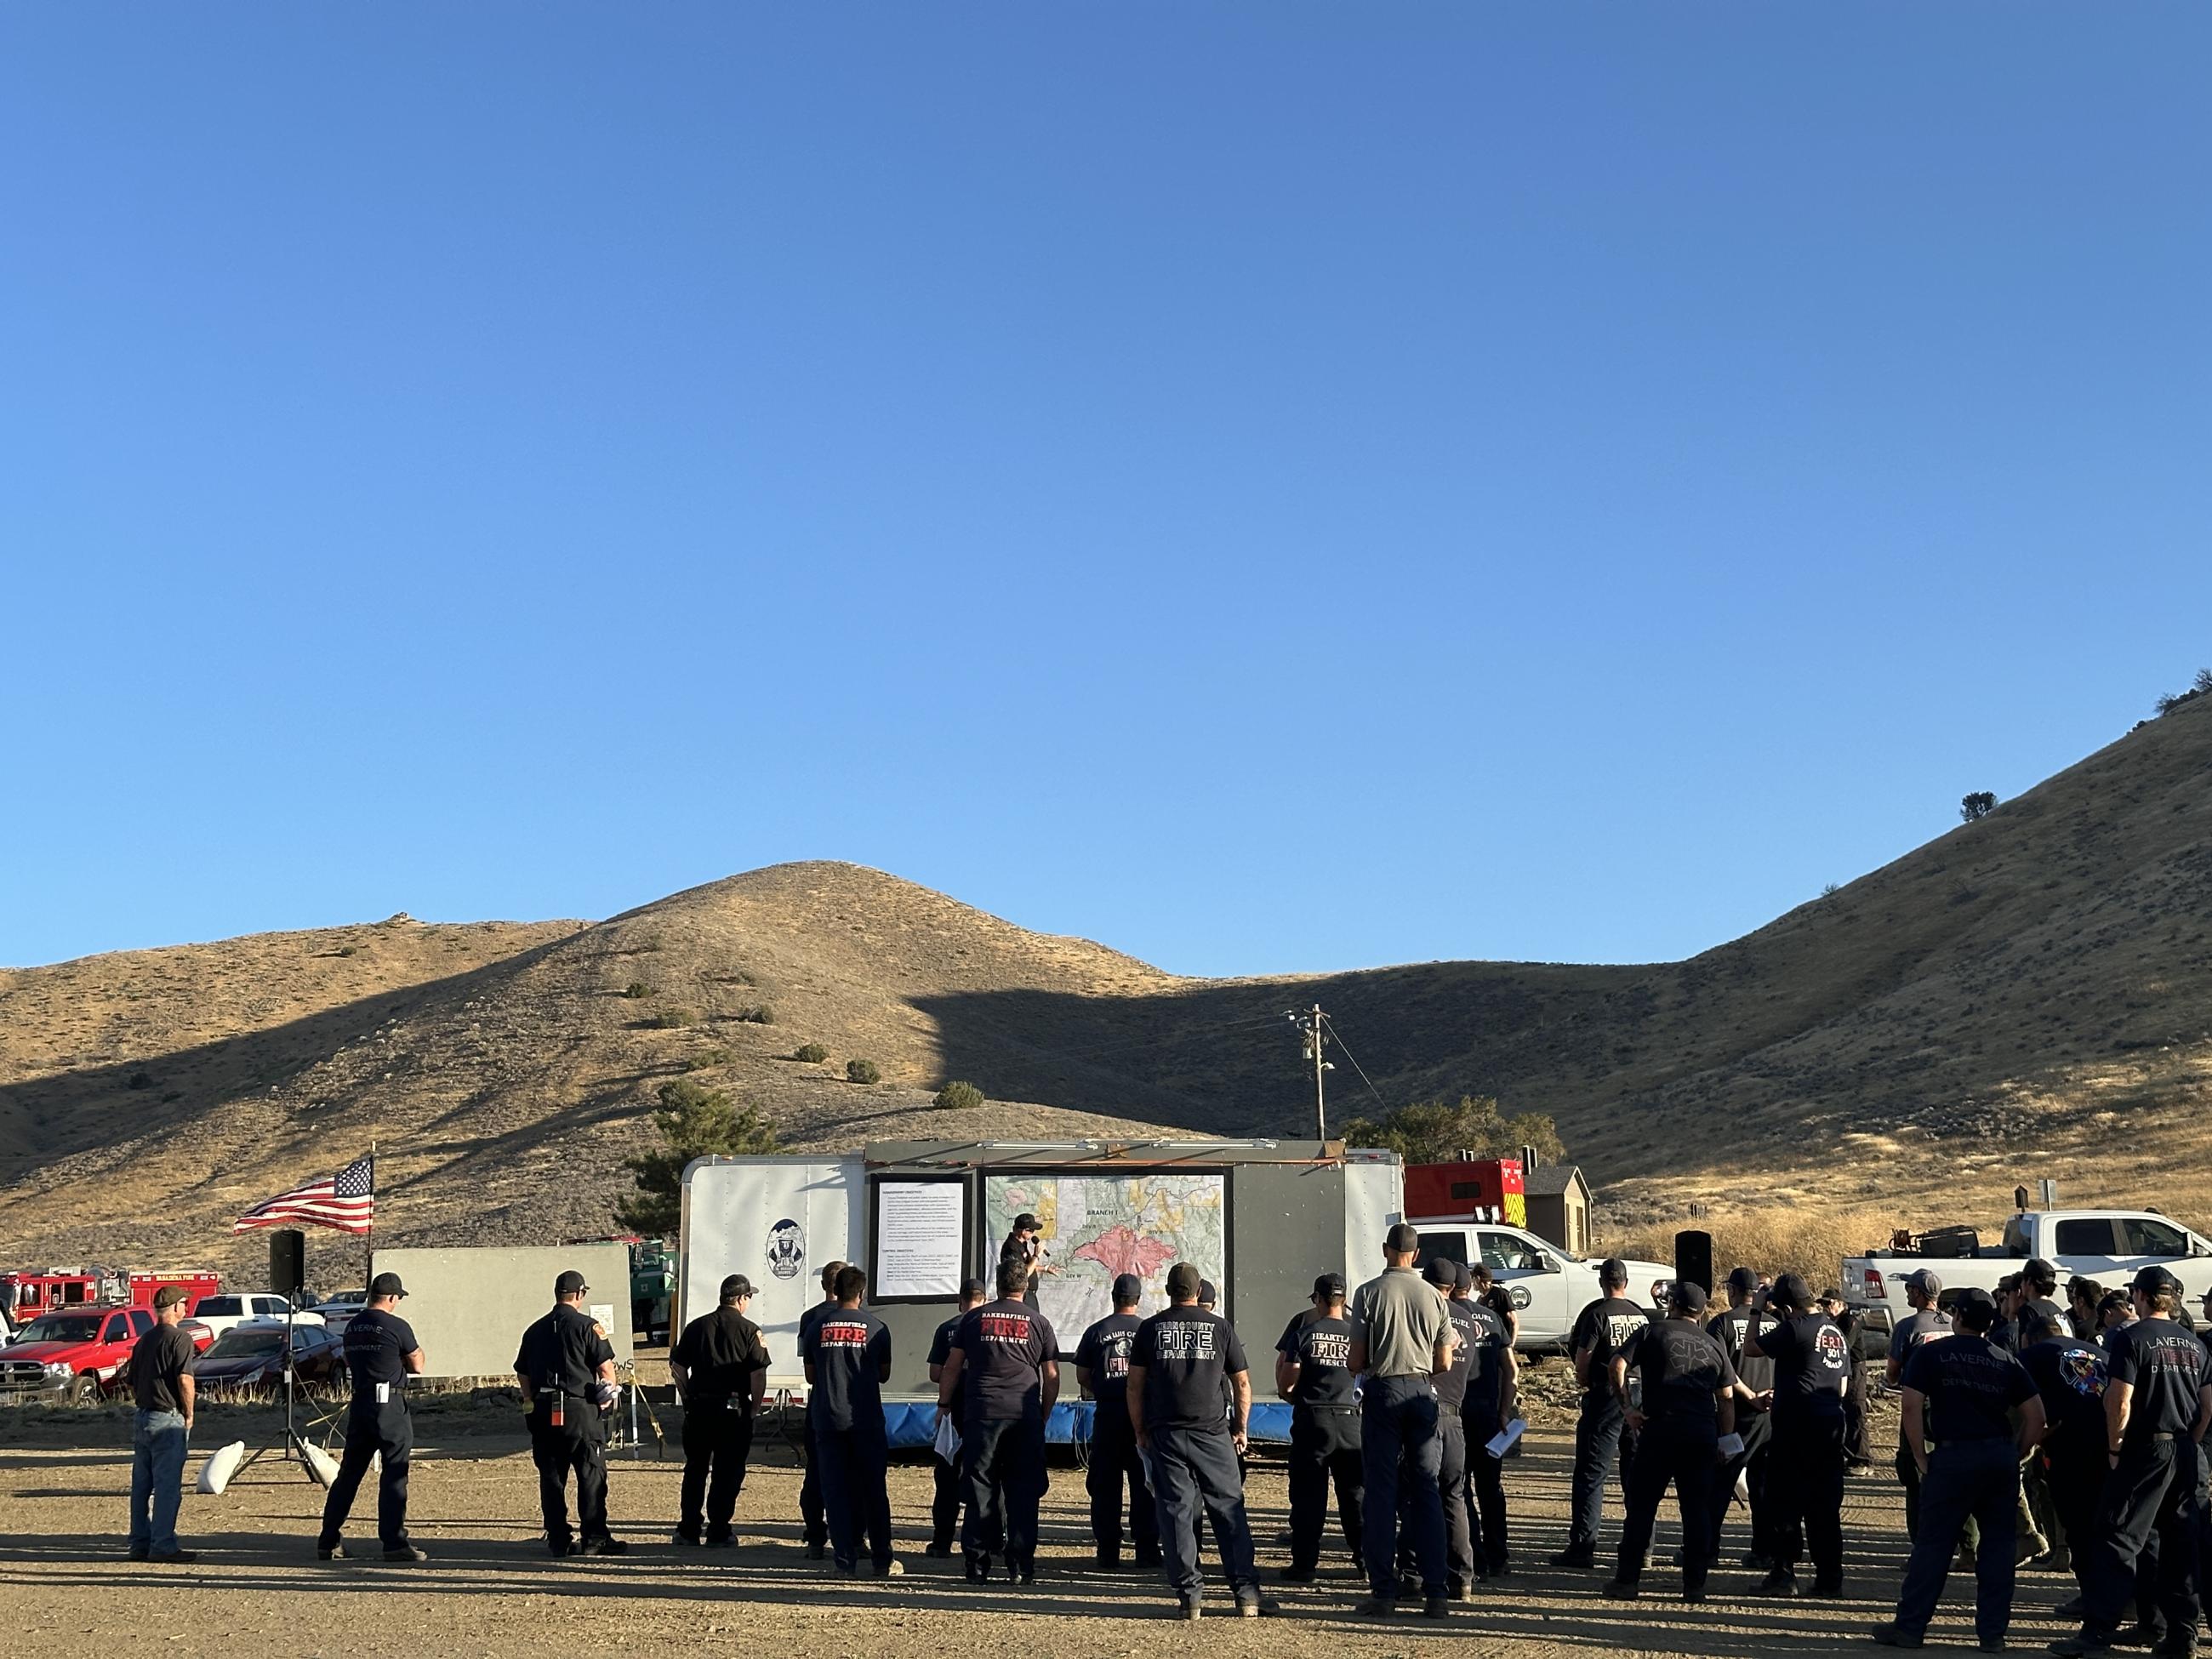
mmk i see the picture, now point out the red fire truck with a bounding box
[0,1267,222,1325]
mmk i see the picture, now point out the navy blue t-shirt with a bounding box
[2107,1317,2212,1444]
[1075,1311,1143,1405]
[2021,1336,2109,1450]
[800,1306,889,1432]
[1901,1331,2034,1442]
[1133,1307,1247,1433]
[950,1297,1058,1422]
[342,1306,419,1394]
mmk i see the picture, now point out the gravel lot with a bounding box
[0,1401,2089,1658]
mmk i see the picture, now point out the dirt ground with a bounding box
[0,1400,2089,1659]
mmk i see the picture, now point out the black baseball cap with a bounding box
[1669,1281,1707,1314]
[1385,1222,1421,1253]
[369,1271,408,1298]
[1166,1263,1202,1301]
[1012,1212,1042,1233]
[555,1269,589,1297]
[1197,1279,1217,1308]
[1313,1272,1347,1298]
[1770,1272,1812,1310]
[1111,1273,1143,1306]
[960,1276,988,1301]
[1725,1266,1759,1296]
[2132,1265,2181,1297]
[1423,1257,1457,1288]
[1952,1286,1998,1330]
[719,1274,754,1301]
[1454,1263,1474,1294]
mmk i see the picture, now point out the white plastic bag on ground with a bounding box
[303,1442,342,1488]
[197,1440,246,1495]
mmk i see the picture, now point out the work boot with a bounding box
[383,1544,428,1563]
[582,1536,628,1557]
[1550,1544,1598,1570]
[964,1554,990,1583]
[2050,1629,2121,1656]
[924,1539,953,1558]
[805,1540,826,1560]
[1759,1566,1800,1597]
[1277,1565,1315,1583]
[1601,1580,1640,1600]
[1354,1596,1399,1618]
[316,1541,347,1561]
[1093,1545,1120,1571]
[672,1529,703,1547]
[148,1550,198,1565]
[1868,1626,1925,1649]
[1135,1546,1163,1570]
[1236,1593,1280,1618]
[1422,1594,1450,1620]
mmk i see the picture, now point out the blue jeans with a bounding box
[1360,1375,1445,1599]
[129,1410,188,1554]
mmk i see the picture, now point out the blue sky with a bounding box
[4,7,2207,977]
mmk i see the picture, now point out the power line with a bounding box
[1320,1014,1389,1114]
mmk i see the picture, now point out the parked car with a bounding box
[187,1292,324,1342]
[0,1306,156,1402]
[189,1320,349,1396]
[1844,1206,2212,1354]
[1398,1217,1673,1351]
[177,1318,216,1354]
[306,1291,368,1338]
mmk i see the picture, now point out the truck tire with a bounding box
[66,1372,100,1404]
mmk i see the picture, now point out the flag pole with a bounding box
[364,1141,376,1291]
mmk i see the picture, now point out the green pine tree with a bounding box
[616,1077,778,1235]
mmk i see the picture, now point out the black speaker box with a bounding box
[270,1229,305,1297]
[1673,1229,1714,1297]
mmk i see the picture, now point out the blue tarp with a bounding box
[880,1399,1294,1450]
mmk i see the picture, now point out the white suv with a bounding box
[190,1293,324,1340]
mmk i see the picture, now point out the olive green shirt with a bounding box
[1349,1266,1451,1378]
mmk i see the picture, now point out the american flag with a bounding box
[233,1154,376,1235]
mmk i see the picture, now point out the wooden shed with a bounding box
[1525,1162,1593,1257]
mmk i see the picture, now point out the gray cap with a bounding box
[1905,1268,1942,1297]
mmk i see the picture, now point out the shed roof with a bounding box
[1524,1164,1588,1199]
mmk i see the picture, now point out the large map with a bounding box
[982,1172,1227,1347]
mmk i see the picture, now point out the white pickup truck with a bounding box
[1844,1208,2212,1350]
[1403,1217,1673,1353]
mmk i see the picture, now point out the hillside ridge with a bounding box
[5,699,2209,1272]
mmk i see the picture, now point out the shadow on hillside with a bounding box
[911,964,1643,1144]
[0,936,582,1191]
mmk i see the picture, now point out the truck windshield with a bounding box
[19,1315,104,1343]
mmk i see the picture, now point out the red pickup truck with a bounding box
[0,1306,163,1402]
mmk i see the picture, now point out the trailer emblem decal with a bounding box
[766,1218,805,1280]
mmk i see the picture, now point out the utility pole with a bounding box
[1289,1005,1331,1140]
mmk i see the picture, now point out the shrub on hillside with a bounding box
[733,1005,775,1025]
[624,981,650,1000]
[1959,791,1997,823]
[619,1077,778,1234]
[644,1009,695,1029]
[847,1058,881,1085]
[1338,1096,1565,1166]
[2153,670,2212,717]
[793,1043,830,1064]
[934,1080,985,1112]
[681,1048,732,1072]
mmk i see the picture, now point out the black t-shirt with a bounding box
[672,1307,770,1408]
[1132,1306,1247,1434]
[1994,1297,2065,1355]
[131,1322,197,1414]
[515,1303,616,1399]
[342,1306,419,1396]
[2107,1317,2212,1444]
[1901,1331,2035,1442]
[999,1234,1045,1299]
[1075,1311,1142,1405]
[2021,1336,2110,1450]
[951,1297,1058,1421]
[1571,1296,1649,1400]
[927,1313,962,1370]
[1707,1303,1780,1396]
[1433,1299,1479,1411]
[1277,1310,1358,1408]
[1462,1300,1511,1411]
[801,1306,889,1431]
[1621,1316,1736,1429]
[1758,1312,1850,1420]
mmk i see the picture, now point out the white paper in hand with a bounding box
[932,1410,961,1462]
[1717,1432,1746,1458]
[1485,1418,1526,1459]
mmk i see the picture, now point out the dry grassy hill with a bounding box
[4,695,2209,1279]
